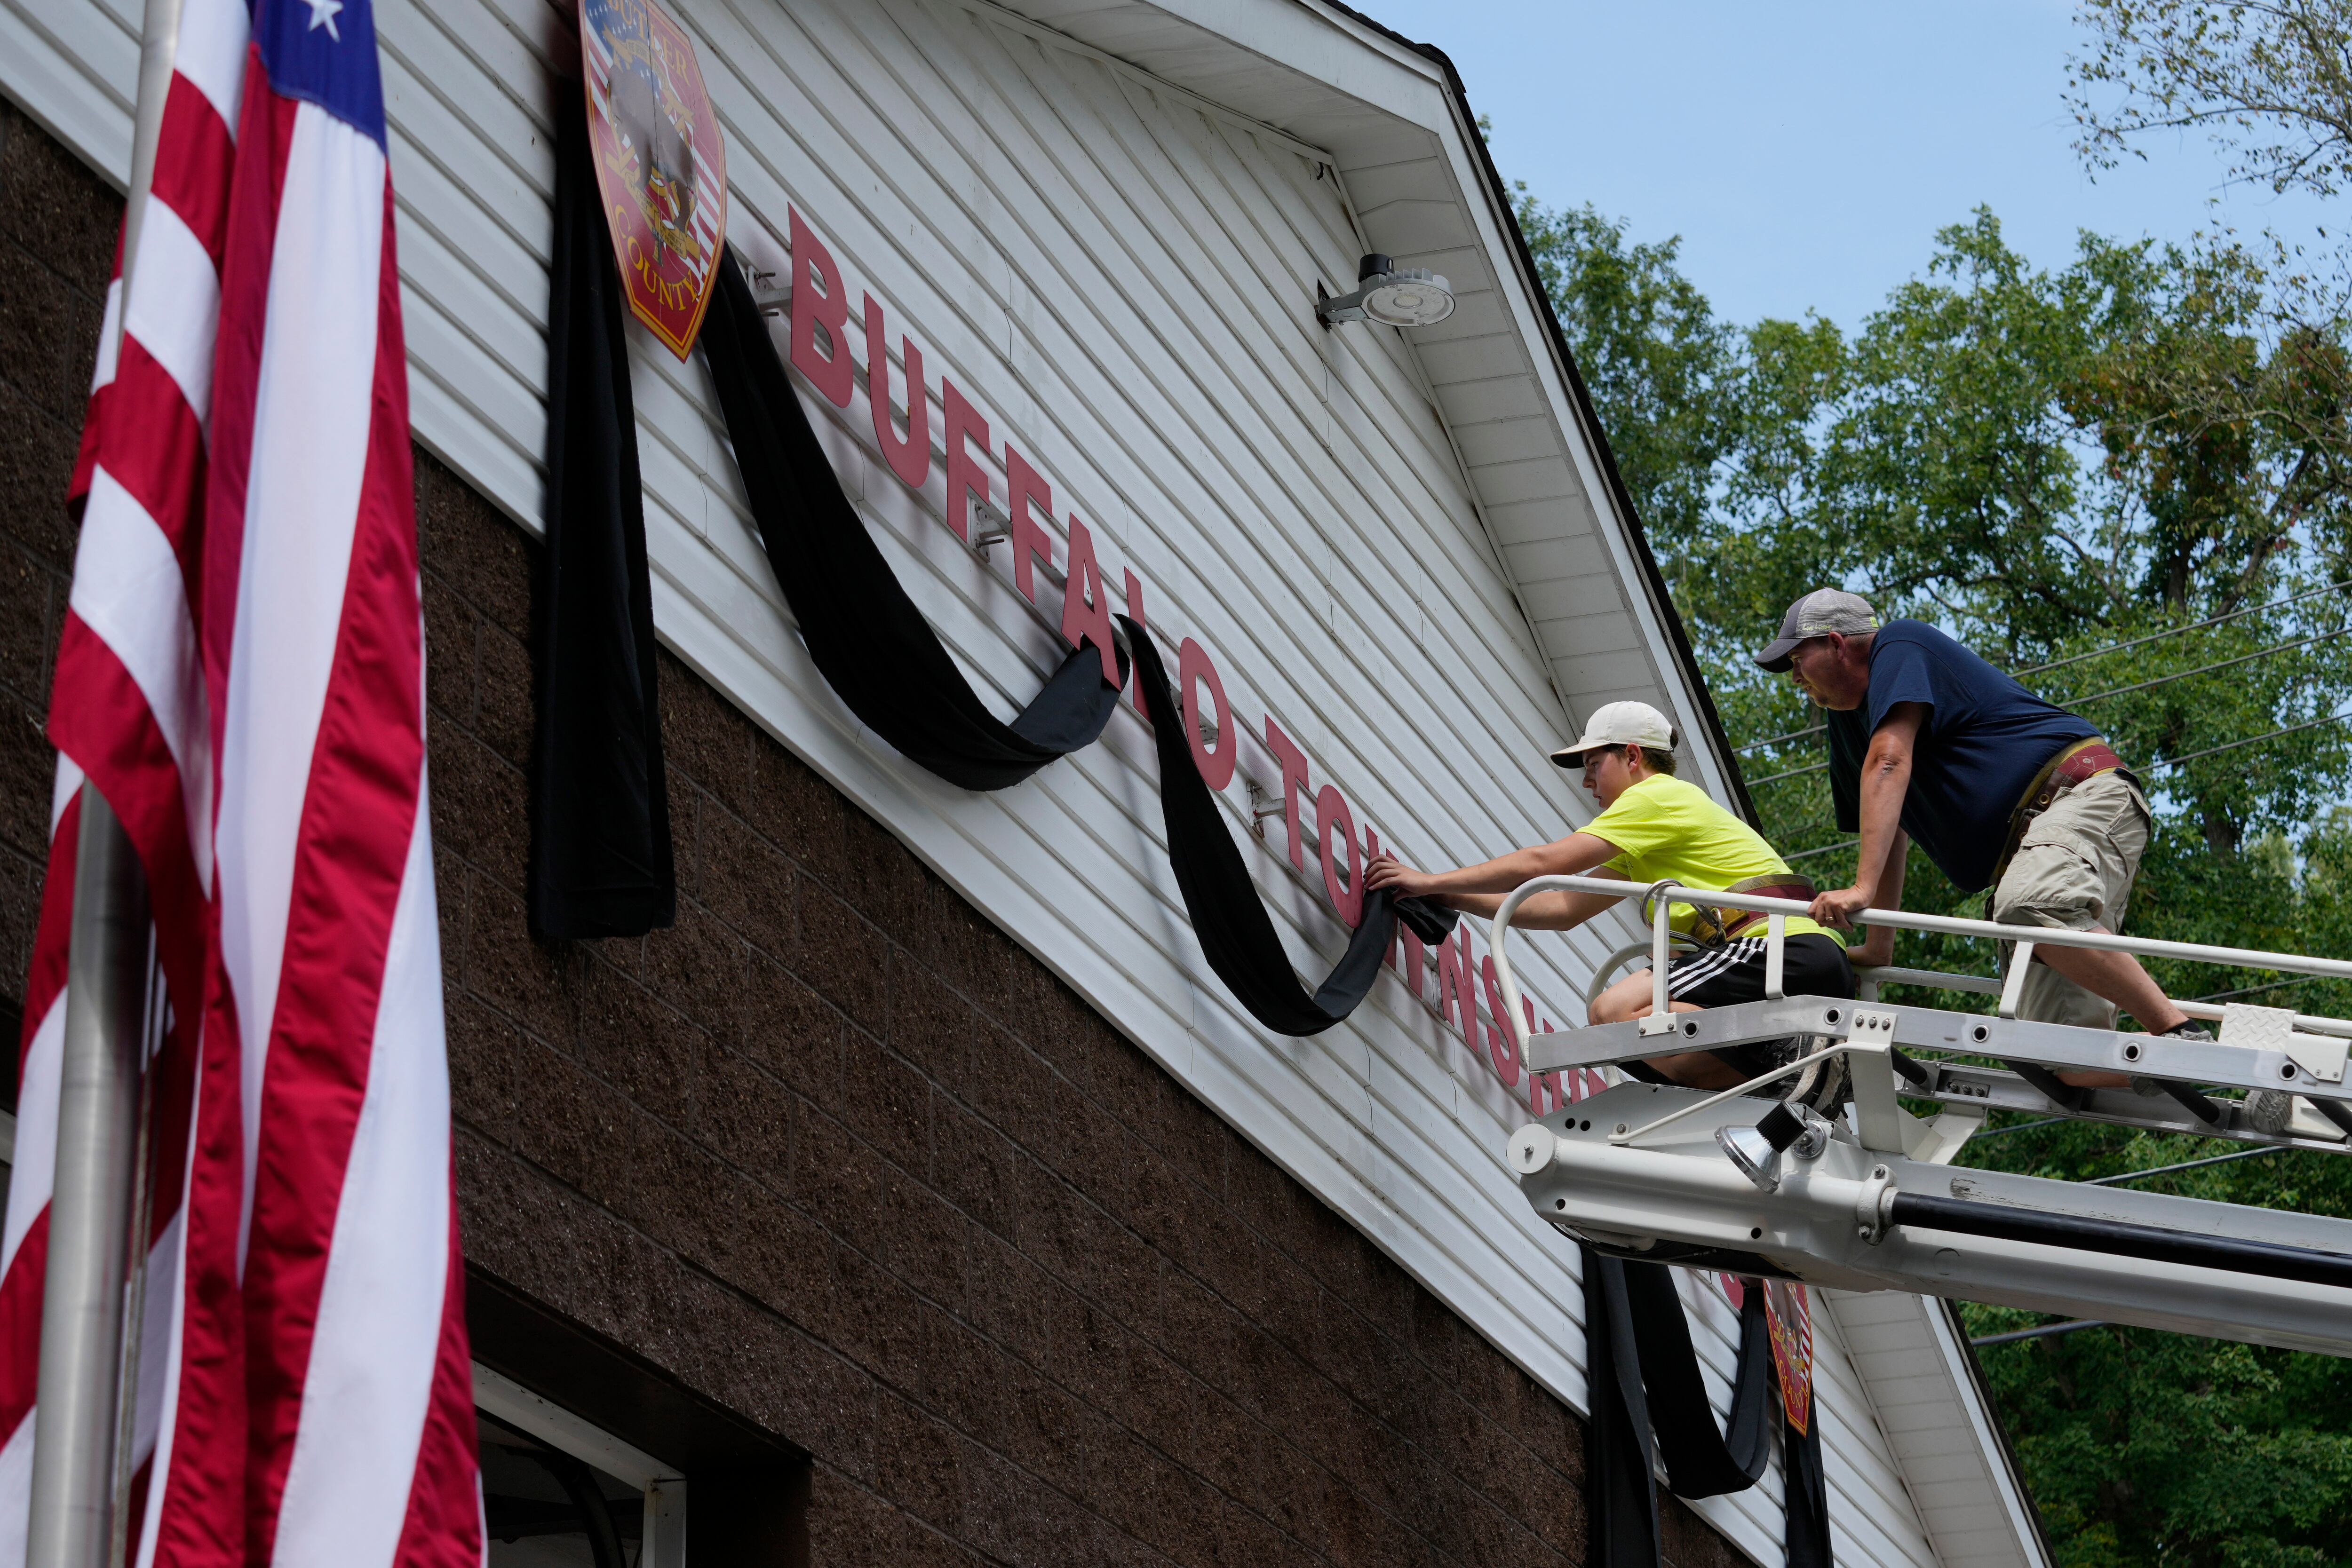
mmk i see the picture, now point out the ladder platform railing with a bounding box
[1487,872,2352,1145]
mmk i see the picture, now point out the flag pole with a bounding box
[24,0,182,1553]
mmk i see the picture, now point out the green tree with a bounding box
[1518,195,2352,1563]
[2070,0,2352,199]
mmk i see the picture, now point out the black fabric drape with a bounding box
[1120,616,1455,1036]
[698,245,1125,790]
[1781,1364,1834,1568]
[1583,1246,1663,1568]
[529,81,675,940]
[1581,1249,1780,1567]
[1622,1260,1772,1496]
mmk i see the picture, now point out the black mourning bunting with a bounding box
[529,82,675,941]
[1582,1247,1828,1567]
[697,245,1127,790]
[1119,616,1455,1036]
[1622,1258,1772,1497]
[687,234,1450,1033]
[1583,1246,1664,1568]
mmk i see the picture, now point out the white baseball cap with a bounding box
[1549,701,1678,768]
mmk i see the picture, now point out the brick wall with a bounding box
[0,95,1751,1568]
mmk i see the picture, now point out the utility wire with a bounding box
[1749,642,2345,787]
[1764,709,2352,846]
[2087,1146,2284,1185]
[2163,708,2352,767]
[2061,629,2338,709]
[1971,1318,2107,1348]
[1736,721,1831,755]
[1731,577,2352,755]
[2023,575,2352,677]
[1969,1115,2070,1140]
[2192,975,2321,1004]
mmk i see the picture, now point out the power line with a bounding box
[1748,639,2345,786]
[2087,1146,2284,1185]
[2062,629,2339,709]
[2161,708,2352,768]
[1970,1115,2070,1140]
[1731,578,2352,755]
[1971,1318,2107,1348]
[2191,974,2322,1004]
[1736,721,1830,755]
[1748,759,1829,786]
[2023,575,2352,678]
[1763,709,2352,830]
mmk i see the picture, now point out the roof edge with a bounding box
[1316,3,1761,825]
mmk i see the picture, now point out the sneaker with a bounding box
[2161,1021,2216,1041]
[1787,1037,1849,1112]
[2245,1088,2296,1135]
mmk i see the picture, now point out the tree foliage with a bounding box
[1514,184,2352,1561]
[2070,0,2352,198]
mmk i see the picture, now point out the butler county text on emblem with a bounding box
[580,0,726,358]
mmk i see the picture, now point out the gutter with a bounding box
[1319,2,1763,826]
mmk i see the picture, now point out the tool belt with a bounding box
[1683,874,1819,947]
[1987,737,2135,892]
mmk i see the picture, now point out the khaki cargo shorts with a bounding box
[1987,769,2152,1029]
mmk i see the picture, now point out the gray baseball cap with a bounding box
[1753,589,1881,672]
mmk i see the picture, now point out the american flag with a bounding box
[1,0,481,1557]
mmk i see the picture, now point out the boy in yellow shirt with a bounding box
[1365,702,1855,1093]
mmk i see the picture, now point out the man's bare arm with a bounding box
[1366,832,1621,904]
[1810,703,1923,930]
[1844,830,1907,967]
[1446,879,1630,931]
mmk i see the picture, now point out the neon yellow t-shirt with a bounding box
[1584,774,1839,945]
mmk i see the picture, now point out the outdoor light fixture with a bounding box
[1715,1101,1823,1194]
[1319,253,1455,328]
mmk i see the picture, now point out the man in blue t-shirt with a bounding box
[1752,590,2205,1060]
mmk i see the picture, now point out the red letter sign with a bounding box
[1263,716,1311,872]
[1004,445,1054,602]
[1061,515,1120,686]
[942,380,990,542]
[788,207,852,407]
[1316,784,1361,927]
[864,292,930,489]
[1480,955,1522,1086]
[1178,638,1235,789]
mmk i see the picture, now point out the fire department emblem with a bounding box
[1764,1279,1814,1434]
[580,0,726,359]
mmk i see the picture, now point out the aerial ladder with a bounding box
[1487,876,2352,1358]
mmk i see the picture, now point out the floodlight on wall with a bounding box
[1318,253,1455,328]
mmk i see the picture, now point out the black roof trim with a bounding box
[1319,2,1760,825]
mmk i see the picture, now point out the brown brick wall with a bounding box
[0,95,1752,1568]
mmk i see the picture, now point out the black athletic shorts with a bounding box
[1623,933,1857,1084]
[1667,931,1855,1008]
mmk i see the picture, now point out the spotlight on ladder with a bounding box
[1717,1102,1815,1194]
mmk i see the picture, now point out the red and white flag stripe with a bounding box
[6,0,480,1555]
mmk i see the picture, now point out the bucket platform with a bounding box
[1486,874,2352,1356]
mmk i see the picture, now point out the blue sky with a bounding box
[1367,0,2337,332]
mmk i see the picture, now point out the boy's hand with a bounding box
[1365,854,1436,901]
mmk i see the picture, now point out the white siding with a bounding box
[0,0,1998,1561]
